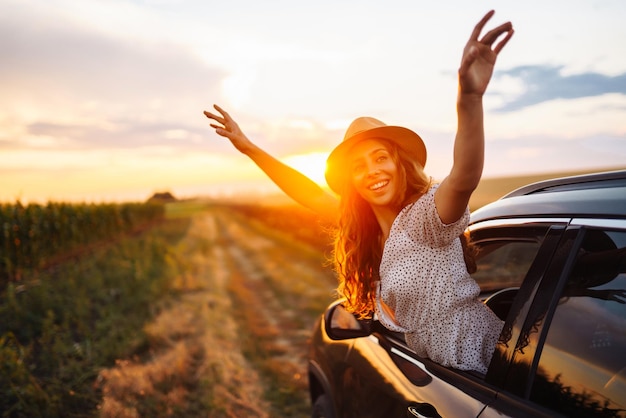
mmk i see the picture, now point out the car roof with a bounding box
[470,170,626,225]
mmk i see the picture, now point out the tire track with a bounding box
[212,207,337,417]
[98,212,271,418]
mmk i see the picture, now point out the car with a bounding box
[307,169,626,418]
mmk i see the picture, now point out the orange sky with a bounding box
[2,0,625,203]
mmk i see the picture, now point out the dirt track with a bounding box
[97,207,337,417]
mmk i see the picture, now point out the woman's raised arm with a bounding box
[435,10,514,225]
[204,104,339,223]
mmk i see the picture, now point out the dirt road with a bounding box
[97,206,337,417]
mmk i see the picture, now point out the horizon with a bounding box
[8,165,625,206]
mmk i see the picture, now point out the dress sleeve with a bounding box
[406,185,469,247]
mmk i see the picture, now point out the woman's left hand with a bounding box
[459,10,514,97]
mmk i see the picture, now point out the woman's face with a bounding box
[349,138,400,208]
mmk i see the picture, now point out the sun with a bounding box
[282,152,330,188]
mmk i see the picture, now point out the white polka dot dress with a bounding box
[375,185,503,374]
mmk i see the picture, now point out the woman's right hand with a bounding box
[204,104,254,154]
[203,104,340,221]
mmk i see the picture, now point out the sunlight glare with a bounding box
[221,70,257,108]
[282,152,330,187]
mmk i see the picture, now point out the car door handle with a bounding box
[407,403,442,418]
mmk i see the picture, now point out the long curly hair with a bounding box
[332,138,431,318]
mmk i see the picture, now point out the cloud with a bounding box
[494,65,626,112]
[16,119,210,151]
[1,20,220,100]
[0,8,225,152]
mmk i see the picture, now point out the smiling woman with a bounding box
[204,9,517,377]
[282,152,330,188]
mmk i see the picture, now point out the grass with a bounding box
[214,206,337,417]
[1,199,291,417]
[0,214,191,418]
[96,208,273,418]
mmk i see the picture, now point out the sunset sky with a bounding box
[2,0,625,203]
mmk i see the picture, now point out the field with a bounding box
[1,167,623,417]
[1,200,335,417]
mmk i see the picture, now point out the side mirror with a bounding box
[324,300,372,340]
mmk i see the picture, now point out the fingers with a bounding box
[203,104,229,126]
[204,104,240,140]
[480,21,514,49]
[469,10,495,42]
[208,122,231,139]
[469,11,514,55]
[213,103,228,118]
[203,110,220,122]
[493,27,514,55]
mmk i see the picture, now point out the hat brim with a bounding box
[325,125,426,194]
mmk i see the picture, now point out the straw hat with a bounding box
[325,117,427,194]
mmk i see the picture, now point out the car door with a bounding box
[335,220,563,418]
[337,330,498,418]
[483,220,626,417]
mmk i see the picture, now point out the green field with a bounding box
[0,200,334,417]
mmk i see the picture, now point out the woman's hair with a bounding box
[333,138,431,318]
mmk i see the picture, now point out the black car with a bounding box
[308,170,626,418]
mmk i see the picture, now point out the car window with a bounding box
[530,228,626,418]
[472,240,542,292]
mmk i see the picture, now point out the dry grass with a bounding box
[96,214,271,418]
[94,204,336,417]
[215,207,336,417]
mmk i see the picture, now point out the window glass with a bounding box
[531,229,626,418]
[473,240,541,291]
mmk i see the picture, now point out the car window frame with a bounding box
[468,219,563,295]
[486,219,626,417]
[527,222,626,416]
[484,223,572,388]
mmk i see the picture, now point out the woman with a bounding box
[204,10,514,374]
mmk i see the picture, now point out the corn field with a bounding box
[0,201,164,287]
